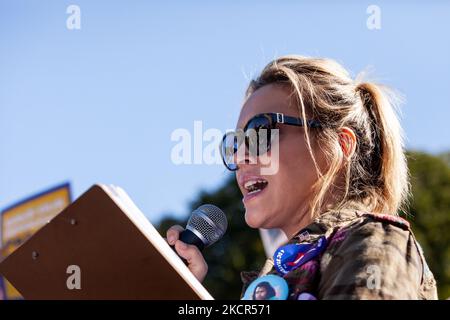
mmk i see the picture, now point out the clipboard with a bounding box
[0,184,213,300]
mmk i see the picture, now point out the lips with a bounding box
[238,175,269,203]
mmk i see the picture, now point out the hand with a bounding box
[166,225,208,283]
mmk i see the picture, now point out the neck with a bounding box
[281,192,342,239]
[280,205,313,240]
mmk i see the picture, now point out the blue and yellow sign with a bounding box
[0,182,71,299]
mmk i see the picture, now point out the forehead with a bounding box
[237,84,298,129]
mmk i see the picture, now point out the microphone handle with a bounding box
[170,229,205,266]
[180,229,205,251]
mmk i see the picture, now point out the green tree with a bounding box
[157,151,450,299]
[439,152,450,167]
[406,151,450,299]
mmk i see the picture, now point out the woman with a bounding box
[166,55,438,299]
[253,282,276,300]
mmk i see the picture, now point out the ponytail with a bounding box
[355,82,409,214]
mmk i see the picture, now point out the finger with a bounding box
[175,240,208,280]
[166,225,184,245]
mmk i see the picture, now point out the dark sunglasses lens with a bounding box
[220,132,241,171]
[245,116,272,156]
[220,115,274,171]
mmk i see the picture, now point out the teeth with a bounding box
[244,179,268,193]
[244,180,256,190]
[244,180,263,190]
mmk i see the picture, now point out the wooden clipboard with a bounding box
[0,184,213,300]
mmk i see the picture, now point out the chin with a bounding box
[244,209,262,228]
[244,209,269,229]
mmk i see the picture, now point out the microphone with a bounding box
[170,204,227,265]
[179,204,228,252]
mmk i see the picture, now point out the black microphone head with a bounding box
[185,204,227,247]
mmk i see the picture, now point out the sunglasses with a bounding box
[220,112,322,171]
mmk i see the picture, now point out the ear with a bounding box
[338,127,357,159]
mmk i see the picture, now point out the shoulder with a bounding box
[316,210,415,260]
[359,212,411,229]
[325,211,413,248]
[318,211,437,299]
[323,211,420,276]
[338,212,413,251]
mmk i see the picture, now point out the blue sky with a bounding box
[1,1,449,224]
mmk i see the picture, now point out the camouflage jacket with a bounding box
[241,209,438,300]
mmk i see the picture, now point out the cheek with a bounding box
[276,136,319,190]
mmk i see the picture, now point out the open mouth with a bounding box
[244,179,268,195]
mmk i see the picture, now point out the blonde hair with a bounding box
[245,55,409,218]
